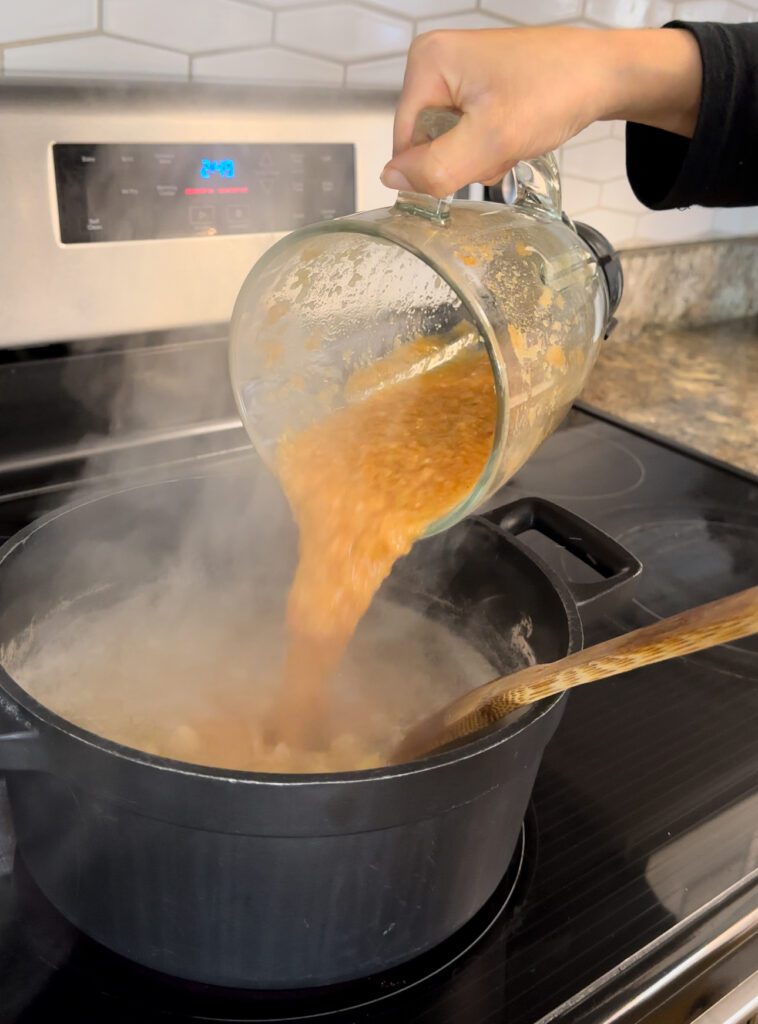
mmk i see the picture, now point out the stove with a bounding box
[1,80,757,1024]
[0,326,756,1023]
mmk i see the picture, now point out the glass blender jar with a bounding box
[229,113,622,535]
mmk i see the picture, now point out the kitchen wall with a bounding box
[2,0,758,247]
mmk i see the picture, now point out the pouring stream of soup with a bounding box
[272,339,497,748]
[12,336,505,772]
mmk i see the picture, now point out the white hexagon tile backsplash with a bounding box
[2,0,757,247]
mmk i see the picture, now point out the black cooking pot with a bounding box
[0,474,640,989]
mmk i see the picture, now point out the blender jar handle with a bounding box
[499,153,562,218]
[394,107,460,224]
[393,108,562,223]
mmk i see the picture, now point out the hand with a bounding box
[381,27,702,198]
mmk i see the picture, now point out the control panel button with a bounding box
[225,204,250,228]
[189,205,215,227]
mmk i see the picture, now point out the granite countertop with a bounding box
[579,316,758,476]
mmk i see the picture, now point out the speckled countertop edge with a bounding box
[579,317,758,476]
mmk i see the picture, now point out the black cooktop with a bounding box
[1,405,757,1024]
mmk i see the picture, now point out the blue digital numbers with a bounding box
[199,158,235,180]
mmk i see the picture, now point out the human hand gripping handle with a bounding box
[381,27,703,200]
[395,106,562,224]
[397,105,561,226]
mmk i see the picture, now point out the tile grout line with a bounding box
[99,30,194,57]
[1,30,102,52]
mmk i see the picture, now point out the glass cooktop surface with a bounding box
[1,402,757,1024]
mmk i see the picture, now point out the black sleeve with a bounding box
[626,21,758,209]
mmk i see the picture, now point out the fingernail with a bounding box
[380,166,413,191]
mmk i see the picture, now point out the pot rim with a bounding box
[0,476,581,787]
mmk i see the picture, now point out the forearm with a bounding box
[626,21,758,209]
[601,28,702,138]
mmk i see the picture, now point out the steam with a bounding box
[1,442,516,770]
[0,240,536,773]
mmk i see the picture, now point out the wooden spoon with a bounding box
[393,585,758,764]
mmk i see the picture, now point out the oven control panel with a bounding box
[53,142,356,244]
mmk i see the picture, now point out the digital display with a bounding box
[53,142,356,244]
[199,158,235,180]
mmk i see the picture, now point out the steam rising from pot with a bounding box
[0,247,535,773]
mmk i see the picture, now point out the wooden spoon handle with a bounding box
[395,585,758,763]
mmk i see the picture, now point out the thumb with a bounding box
[381,114,508,198]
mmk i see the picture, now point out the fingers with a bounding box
[386,31,504,195]
[393,78,452,160]
[392,34,455,158]
[382,112,511,198]
[482,170,513,187]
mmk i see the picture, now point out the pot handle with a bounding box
[0,690,45,772]
[481,497,642,614]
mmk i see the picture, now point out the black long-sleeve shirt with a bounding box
[626,21,758,209]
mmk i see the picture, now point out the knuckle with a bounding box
[411,30,446,59]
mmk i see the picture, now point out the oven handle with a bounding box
[689,969,758,1024]
[481,496,642,614]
